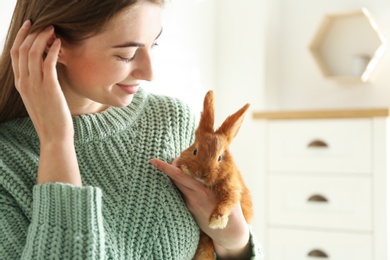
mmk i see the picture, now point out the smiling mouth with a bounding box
[117,84,139,94]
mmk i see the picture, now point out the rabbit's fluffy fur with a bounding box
[176,90,253,260]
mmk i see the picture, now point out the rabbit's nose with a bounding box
[195,177,206,184]
[199,172,210,180]
[181,165,192,176]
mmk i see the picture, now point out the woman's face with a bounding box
[57,2,162,115]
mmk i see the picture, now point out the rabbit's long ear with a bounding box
[197,90,215,134]
[216,103,250,143]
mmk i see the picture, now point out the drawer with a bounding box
[268,228,372,260]
[267,119,372,175]
[268,175,372,231]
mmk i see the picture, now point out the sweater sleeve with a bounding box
[248,226,263,259]
[0,183,105,259]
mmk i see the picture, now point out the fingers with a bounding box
[150,158,184,180]
[150,158,202,191]
[11,21,58,92]
[17,28,41,83]
[28,26,56,81]
[10,20,31,82]
[44,38,61,72]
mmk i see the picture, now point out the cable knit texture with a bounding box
[0,88,262,259]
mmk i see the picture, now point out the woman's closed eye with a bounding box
[115,48,138,62]
[115,42,159,63]
[116,55,136,63]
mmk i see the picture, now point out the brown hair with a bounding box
[0,0,165,122]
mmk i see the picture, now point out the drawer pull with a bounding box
[307,140,328,148]
[307,194,328,203]
[307,249,328,258]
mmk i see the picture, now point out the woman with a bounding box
[0,0,262,259]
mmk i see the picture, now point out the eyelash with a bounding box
[117,56,135,63]
[117,42,159,63]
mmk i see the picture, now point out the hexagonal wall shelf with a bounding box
[309,8,386,83]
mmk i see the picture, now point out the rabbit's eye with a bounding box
[218,155,222,162]
[193,149,198,155]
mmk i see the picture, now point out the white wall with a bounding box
[265,0,390,110]
[147,0,215,113]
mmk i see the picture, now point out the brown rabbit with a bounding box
[176,90,253,260]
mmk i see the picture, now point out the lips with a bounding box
[117,84,139,95]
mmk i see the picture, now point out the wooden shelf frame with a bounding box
[309,8,387,83]
[252,108,390,120]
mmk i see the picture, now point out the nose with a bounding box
[131,48,154,81]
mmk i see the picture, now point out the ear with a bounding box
[216,103,250,143]
[196,90,215,135]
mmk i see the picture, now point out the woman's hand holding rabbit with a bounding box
[150,158,251,259]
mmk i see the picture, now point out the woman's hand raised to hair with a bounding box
[150,158,252,260]
[10,20,81,186]
[11,20,72,142]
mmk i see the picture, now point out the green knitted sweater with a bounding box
[0,88,262,259]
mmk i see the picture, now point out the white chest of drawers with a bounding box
[253,109,390,260]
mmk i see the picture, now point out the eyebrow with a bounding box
[112,28,163,48]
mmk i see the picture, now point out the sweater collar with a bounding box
[72,87,148,144]
[6,87,149,144]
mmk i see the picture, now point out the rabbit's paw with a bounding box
[209,214,228,229]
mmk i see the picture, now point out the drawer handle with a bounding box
[307,194,328,203]
[307,140,328,148]
[307,249,328,258]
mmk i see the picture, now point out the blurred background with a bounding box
[2,1,390,258]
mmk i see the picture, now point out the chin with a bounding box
[113,96,135,108]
